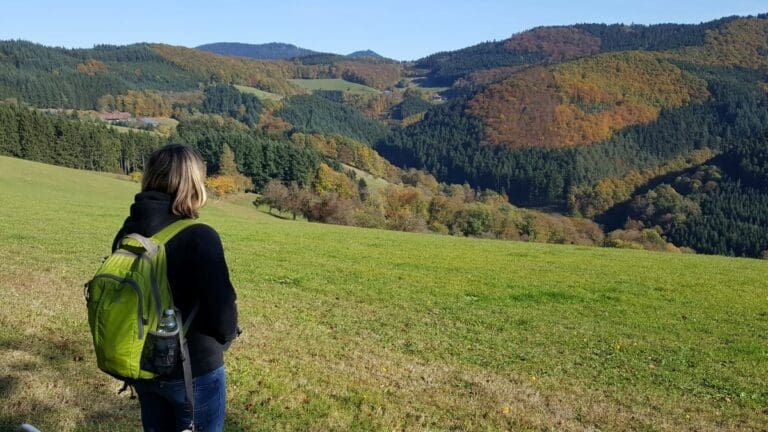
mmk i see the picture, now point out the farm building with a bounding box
[100,111,132,122]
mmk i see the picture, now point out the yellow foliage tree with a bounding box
[205,143,252,197]
[314,163,358,199]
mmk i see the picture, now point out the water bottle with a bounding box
[158,309,178,333]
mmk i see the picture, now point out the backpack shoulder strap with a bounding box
[151,218,205,246]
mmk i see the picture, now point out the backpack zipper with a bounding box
[114,250,164,321]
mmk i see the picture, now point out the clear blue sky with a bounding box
[1,0,765,60]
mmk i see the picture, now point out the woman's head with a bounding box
[142,144,207,218]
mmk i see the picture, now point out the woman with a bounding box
[112,144,239,431]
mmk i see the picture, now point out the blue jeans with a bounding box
[134,366,226,432]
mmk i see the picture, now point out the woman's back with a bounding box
[109,144,238,432]
[112,190,239,378]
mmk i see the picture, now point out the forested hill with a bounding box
[413,14,766,86]
[197,42,386,61]
[380,14,768,258]
[347,50,384,59]
[196,42,319,59]
[0,40,403,109]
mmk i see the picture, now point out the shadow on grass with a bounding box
[0,332,257,432]
[255,207,301,221]
[0,330,138,432]
[0,375,39,432]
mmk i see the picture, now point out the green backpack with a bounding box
[86,219,201,415]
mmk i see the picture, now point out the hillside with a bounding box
[288,78,380,94]
[412,15,756,86]
[196,42,319,60]
[2,156,767,431]
[0,40,404,109]
[381,15,768,257]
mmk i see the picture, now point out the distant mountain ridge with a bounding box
[347,50,383,58]
[197,42,385,60]
[196,42,319,60]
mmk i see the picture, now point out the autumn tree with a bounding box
[285,182,315,220]
[314,163,358,199]
[258,180,289,214]
[205,143,252,197]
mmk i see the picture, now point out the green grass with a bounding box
[1,156,767,431]
[107,124,164,136]
[234,85,284,101]
[288,79,380,95]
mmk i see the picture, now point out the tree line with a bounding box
[276,94,388,145]
[256,167,605,247]
[173,115,320,189]
[0,102,164,173]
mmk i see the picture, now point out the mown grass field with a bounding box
[0,156,766,431]
[288,79,380,94]
[234,85,284,101]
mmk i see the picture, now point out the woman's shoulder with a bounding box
[177,221,221,243]
[165,221,225,259]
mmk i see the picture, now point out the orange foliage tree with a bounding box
[467,52,709,149]
[76,59,106,76]
[333,61,403,90]
[113,90,173,117]
[504,26,601,62]
[150,44,307,96]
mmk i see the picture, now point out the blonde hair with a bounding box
[142,144,207,218]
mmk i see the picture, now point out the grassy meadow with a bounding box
[234,85,284,101]
[288,79,380,94]
[0,156,766,431]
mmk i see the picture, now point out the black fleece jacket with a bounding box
[112,191,239,378]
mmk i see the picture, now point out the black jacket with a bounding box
[112,191,239,378]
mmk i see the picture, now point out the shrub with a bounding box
[206,174,252,197]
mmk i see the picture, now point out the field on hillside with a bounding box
[235,85,284,101]
[108,117,178,136]
[0,156,766,431]
[403,77,451,94]
[289,78,380,94]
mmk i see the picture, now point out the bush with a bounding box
[206,174,252,198]
[605,227,680,252]
[387,209,427,233]
[428,222,450,235]
[307,193,358,225]
[454,204,492,237]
